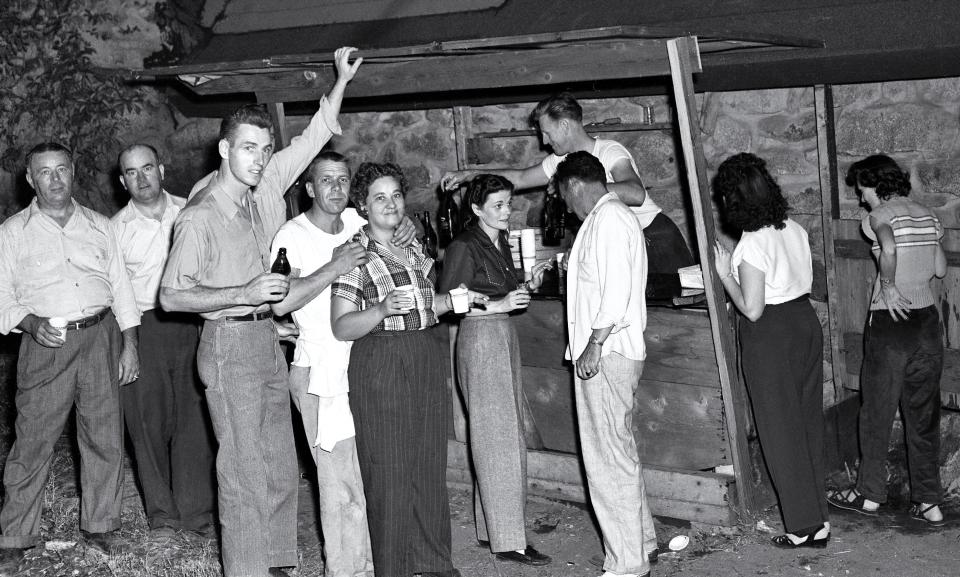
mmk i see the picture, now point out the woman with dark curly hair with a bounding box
[330,162,484,577]
[826,155,947,526]
[437,174,552,567]
[712,152,829,548]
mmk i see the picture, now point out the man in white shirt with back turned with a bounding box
[556,151,654,577]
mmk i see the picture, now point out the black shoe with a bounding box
[495,546,552,566]
[81,530,123,555]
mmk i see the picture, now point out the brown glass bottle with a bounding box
[271,247,291,275]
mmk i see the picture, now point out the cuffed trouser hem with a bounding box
[269,551,299,568]
[80,519,121,534]
[0,536,37,549]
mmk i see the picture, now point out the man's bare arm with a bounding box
[161,273,290,314]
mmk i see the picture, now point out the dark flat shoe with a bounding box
[771,532,830,549]
[495,546,552,566]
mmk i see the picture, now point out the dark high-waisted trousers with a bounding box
[739,296,828,533]
[348,326,454,577]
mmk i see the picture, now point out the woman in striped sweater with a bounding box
[827,154,948,526]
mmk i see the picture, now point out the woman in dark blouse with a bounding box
[438,174,552,567]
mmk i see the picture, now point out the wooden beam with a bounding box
[185,40,702,100]
[260,99,299,218]
[667,36,757,513]
[445,440,737,526]
[815,85,848,402]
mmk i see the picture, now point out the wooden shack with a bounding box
[134,27,827,525]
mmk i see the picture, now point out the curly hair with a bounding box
[844,154,911,201]
[712,153,790,232]
[349,162,407,217]
[461,174,514,228]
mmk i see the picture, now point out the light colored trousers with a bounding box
[575,352,656,576]
[289,366,374,577]
[197,319,298,577]
[457,315,528,552]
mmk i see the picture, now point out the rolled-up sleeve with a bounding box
[592,208,638,332]
[105,222,141,331]
[0,226,31,335]
[161,215,207,292]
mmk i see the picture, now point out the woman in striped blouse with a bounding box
[827,155,948,526]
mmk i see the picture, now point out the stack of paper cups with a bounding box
[508,230,522,269]
[520,229,537,281]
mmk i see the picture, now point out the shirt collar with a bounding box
[117,190,179,224]
[209,184,246,221]
[587,191,619,218]
[23,198,80,228]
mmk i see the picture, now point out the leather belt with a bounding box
[65,309,110,331]
[224,311,274,322]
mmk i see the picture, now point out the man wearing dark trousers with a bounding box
[0,142,141,568]
[112,143,216,539]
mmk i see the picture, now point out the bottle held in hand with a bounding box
[419,212,439,259]
[272,247,291,276]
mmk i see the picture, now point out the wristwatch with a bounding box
[588,335,604,347]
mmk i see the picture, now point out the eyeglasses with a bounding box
[317,175,350,187]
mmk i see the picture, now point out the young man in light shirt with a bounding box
[556,151,654,577]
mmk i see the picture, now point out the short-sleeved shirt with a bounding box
[0,199,141,334]
[162,96,342,320]
[541,138,662,228]
[331,227,438,332]
[438,225,521,297]
[861,197,943,310]
[731,218,812,305]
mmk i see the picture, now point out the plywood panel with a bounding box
[645,309,721,388]
[522,366,577,454]
[635,378,728,470]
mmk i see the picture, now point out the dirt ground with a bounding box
[1,437,958,577]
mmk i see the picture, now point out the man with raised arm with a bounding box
[159,48,362,577]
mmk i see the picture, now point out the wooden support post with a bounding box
[814,85,848,403]
[666,37,759,512]
[258,98,300,218]
[452,106,472,171]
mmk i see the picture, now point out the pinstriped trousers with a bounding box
[456,314,528,552]
[348,327,454,577]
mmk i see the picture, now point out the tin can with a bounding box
[642,105,655,125]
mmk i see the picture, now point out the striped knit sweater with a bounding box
[861,197,943,310]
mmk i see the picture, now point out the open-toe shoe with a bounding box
[826,487,878,516]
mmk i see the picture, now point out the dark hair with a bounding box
[350,162,407,217]
[531,92,583,125]
[712,152,789,232]
[117,143,160,168]
[461,174,514,228]
[26,142,72,170]
[554,151,606,188]
[844,154,911,201]
[219,104,273,143]
[306,150,349,181]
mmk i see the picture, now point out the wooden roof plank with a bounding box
[178,39,702,100]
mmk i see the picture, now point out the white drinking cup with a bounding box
[520,228,537,258]
[48,317,68,342]
[394,285,416,311]
[449,287,470,314]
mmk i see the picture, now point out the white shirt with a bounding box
[111,191,185,314]
[541,138,663,228]
[271,209,367,450]
[566,192,648,362]
[731,218,812,304]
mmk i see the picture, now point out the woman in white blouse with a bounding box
[712,153,829,548]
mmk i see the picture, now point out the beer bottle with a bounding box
[420,212,439,259]
[437,192,459,247]
[543,188,566,245]
[271,247,291,275]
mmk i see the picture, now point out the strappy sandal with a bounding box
[771,525,830,549]
[909,503,946,527]
[826,487,879,516]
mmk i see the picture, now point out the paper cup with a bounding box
[449,287,470,314]
[522,257,536,281]
[555,252,565,268]
[668,534,690,552]
[48,317,67,341]
[520,228,537,258]
[394,285,415,311]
